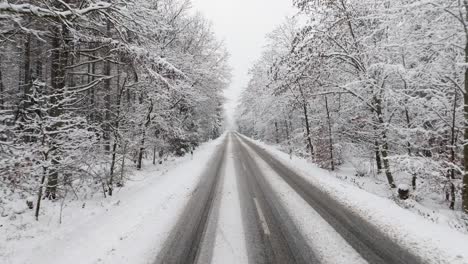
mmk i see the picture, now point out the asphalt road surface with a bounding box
[154,132,425,264]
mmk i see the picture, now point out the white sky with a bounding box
[190,0,296,129]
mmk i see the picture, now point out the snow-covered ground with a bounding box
[0,135,226,264]
[333,160,468,231]
[240,135,468,264]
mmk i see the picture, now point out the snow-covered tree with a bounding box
[237,0,468,212]
[0,0,229,219]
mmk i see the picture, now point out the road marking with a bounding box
[253,197,271,236]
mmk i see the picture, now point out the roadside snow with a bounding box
[239,140,367,264]
[1,134,226,264]
[210,137,248,264]
[334,161,467,233]
[240,134,468,264]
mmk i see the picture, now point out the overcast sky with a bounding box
[190,0,296,128]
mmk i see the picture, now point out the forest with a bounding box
[2,1,468,263]
[0,0,230,219]
[236,0,468,214]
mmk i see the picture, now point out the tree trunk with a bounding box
[450,89,458,179]
[374,96,395,188]
[17,37,23,92]
[45,26,68,199]
[449,182,456,210]
[375,141,383,174]
[103,61,111,152]
[286,119,293,158]
[137,140,145,170]
[303,101,314,159]
[23,33,32,97]
[120,143,127,185]
[103,60,112,152]
[108,78,126,196]
[35,168,47,221]
[325,96,335,171]
[463,1,468,214]
[274,121,279,144]
[405,107,412,155]
[0,56,4,110]
[463,38,468,213]
[380,133,395,188]
[284,119,291,151]
[35,41,43,81]
[401,51,413,156]
[297,83,314,160]
[137,101,154,170]
[103,19,113,152]
[447,89,458,210]
[92,54,97,120]
[108,139,118,196]
[21,34,33,143]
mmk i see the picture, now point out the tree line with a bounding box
[0,0,230,219]
[237,0,468,213]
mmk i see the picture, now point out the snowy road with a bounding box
[154,133,432,264]
[9,132,467,264]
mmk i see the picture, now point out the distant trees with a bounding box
[237,0,468,212]
[0,0,229,219]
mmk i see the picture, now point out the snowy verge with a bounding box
[239,134,468,264]
[0,134,226,264]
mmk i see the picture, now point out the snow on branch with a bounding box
[0,1,114,19]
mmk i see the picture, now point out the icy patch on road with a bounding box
[210,137,248,264]
[240,134,468,264]
[2,135,226,264]
[239,140,367,264]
